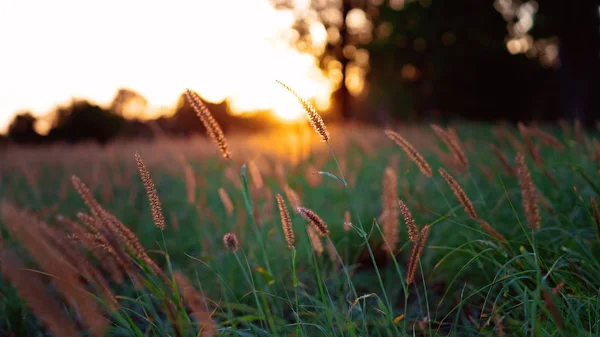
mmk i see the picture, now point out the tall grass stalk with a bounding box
[325,141,397,328]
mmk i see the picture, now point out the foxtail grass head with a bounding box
[276,80,329,142]
[223,232,239,252]
[298,207,330,236]
[276,194,295,249]
[384,129,432,178]
[185,89,231,159]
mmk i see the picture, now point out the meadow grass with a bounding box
[0,120,599,336]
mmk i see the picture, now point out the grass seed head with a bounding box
[384,129,432,178]
[382,167,400,252]
[276,194,295,249]
[298,207,330,236]
[515,153,541,231]
[135,152,165,231]
[185,89,231,158]
[307,225,324,255]
[439,168,478,220]
[223,232,239,252]
[399,200,418,242]
[276,80,329,142]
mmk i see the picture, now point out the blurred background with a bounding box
[0,0,598,145]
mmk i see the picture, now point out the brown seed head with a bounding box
[407,224,431,285]
[218,188,234,216]
[276,194,295,249]
[477,220,506,243]
[527,127,565,151]
[276,80,329,142]
[284,184,302,211]
[298,207,330,236]
[135,153,165,231]
[382,167,400,253]
[185,89,231,158]
[439,168,478,220]
[0,248,79,337]
[248,160,264,189]
[399,200,418,242]
[223,232,239,251]
[515,153,541,231]
[491,145,516,175]
[430,124,468,170]
[307,225,324,255]
[384,129,432,177]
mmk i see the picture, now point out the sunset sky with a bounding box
[0,0,334,133]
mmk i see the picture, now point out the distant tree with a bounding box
[109,88,148,118]
[47,100,126,144]
[278,0,594,123]
[7,112,42,144]
[495,0,600,123]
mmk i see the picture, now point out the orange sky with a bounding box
[0,0,335,134]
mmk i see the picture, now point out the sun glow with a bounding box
[0,0,336,132]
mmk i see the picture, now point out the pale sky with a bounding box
[0,0,333,133]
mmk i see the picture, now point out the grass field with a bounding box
[1,120,599,336]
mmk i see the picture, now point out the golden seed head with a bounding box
[382,167,399,253]
[398,200,418,243]
[134,152,165,231]
[185,89,231,159]
[384,129,432,178]
[276,80,329,142]
[276,194,295,249]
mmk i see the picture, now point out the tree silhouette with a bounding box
[47,100,126,144]
[7,112,42,144]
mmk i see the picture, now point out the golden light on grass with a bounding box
[0,1,336,133]
[276,80,330,141]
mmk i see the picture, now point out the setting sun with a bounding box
[0,0,336,132]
